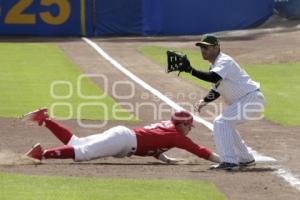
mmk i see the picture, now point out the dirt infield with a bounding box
[1,26,300,199]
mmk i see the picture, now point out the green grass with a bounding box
[244,63,300,126]
[139,46,300,126]
[0,172,227,200]
[0,43,134,121]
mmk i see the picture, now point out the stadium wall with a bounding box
[0,0,275,36]
[274,0,300,19]
[0,0,94,36]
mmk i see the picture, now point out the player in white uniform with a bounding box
[184,34,265,170]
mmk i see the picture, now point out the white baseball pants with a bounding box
[213,90,265,164]
[67,126,137,161]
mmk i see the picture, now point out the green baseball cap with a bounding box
[195,34,219,46]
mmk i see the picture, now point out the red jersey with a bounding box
[133,121,211,160]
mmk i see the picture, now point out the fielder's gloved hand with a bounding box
[179,57,193,73]
[166,50,194,76]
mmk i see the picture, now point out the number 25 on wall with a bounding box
[5,0,71,25]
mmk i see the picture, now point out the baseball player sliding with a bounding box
[23,108,220,165]
[167,34,265,170]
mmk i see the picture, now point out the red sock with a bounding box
[43,145,75,159]
[44,119,73,144]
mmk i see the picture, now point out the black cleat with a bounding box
[210,162,239,171]
[239,160,256,167]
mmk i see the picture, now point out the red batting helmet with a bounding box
[171,110,194,127]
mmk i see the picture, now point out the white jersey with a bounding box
[210,52,260,104]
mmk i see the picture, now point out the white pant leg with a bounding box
[213,91,265,164]
[233,91,265,162]
[232,129,255,162]
[73,126,137,161]
[68,134,103,146]
[213,116,238,163]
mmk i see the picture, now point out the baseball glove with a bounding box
[166,50,192,76]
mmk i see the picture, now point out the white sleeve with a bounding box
[210,60,230,79]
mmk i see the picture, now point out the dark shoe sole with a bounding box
[210,163,240,171]
[239,160,256,167]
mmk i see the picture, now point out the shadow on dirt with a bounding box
[190,167,277,173]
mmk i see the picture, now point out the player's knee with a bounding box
[73,146,94,161]
[213,115,225,125]
[213,117,231,127]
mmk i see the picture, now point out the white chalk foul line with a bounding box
[82,37,300,191]
[275,169,300,191]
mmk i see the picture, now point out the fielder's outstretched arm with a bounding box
[190,69,222,83]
